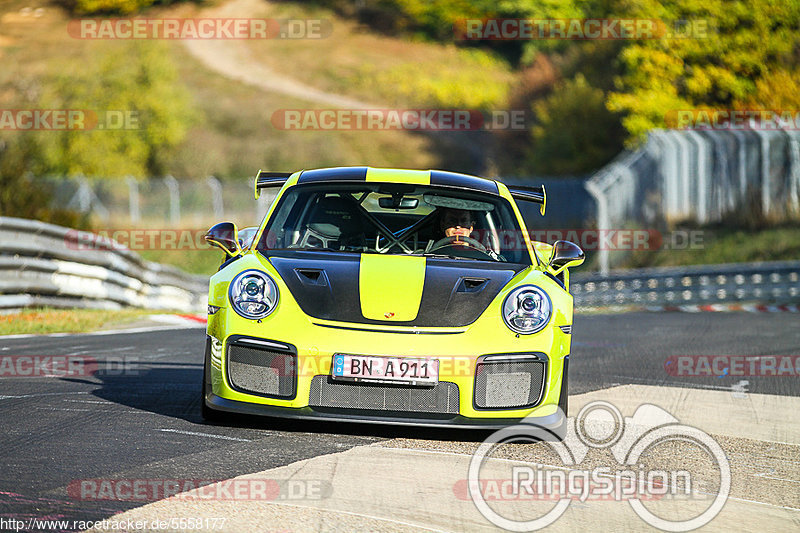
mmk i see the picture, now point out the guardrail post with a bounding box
[785,129,800,215]
[126,176,140,224]
[753,129,771,217]
[656,131,680,219]
[163,175,180,225]
[585,179,609,276]
[686,131,710,223]
[672,133,693,217]
[206,176,224,219]
[67,175,109,221]
[729,130,748,211]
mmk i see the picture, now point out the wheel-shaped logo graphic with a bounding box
[467,401,731,532]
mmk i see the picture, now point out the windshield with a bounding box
[257,183,531,264]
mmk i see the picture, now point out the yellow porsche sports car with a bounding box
[202,167,584,432]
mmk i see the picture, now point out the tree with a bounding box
[606,0,800,142]
[37,41,196,178]
[527,74,625,174]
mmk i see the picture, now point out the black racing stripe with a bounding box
[267,251,524,327]
[414,260,517,326]
[429,170,498,195]
[298,167,369,183]
[269,252,363,323]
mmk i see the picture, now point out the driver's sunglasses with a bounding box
[443,214,474,227]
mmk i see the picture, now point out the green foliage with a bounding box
[37,41,196,178]
[0,137,90,227]
[527,74,625,174]
[495,0,586,63]
[607,0,800,142]
[70,0,155,15]
[315,0,496,40]
[315,0,584,62]
[63,0,190,15]
[349,48,512,109]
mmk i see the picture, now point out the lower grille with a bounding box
[227,342,296,399]
[309,376,459,414]
[475,359,546,409]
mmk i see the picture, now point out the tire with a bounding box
[201,336,225,423]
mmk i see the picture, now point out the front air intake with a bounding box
[226,337,296,399]
[474,355,546,409]
[309,376,459,414]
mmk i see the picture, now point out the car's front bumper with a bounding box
[205,390,566,432]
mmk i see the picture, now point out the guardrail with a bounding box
[0,217,208,311]
[572,260,800,309]
[2,216,796,313]
[586,129,800,274]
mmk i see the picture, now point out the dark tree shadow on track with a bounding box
[70,363,496,443]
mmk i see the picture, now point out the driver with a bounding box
[420,206,502,260]
[440,208,475,243]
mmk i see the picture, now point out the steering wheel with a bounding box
[429,236,493,259]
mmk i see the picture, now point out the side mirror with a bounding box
[549,240,584,275]
[204,222,242,257]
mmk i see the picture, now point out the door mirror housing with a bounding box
[549,240,585,275]
[205,222,242,258]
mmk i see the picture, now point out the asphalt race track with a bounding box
[1,312,798,532]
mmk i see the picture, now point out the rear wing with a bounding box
[507,184,546,216]
[254,170,293,199]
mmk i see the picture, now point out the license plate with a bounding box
[331,355,439,385]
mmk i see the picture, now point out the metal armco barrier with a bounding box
[586,129,800,274]
[0,217,207,311]
[2,217,797,313]
[572,261,800,309]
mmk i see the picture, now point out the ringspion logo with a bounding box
[468,401,730,531]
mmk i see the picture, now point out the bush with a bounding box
[0,138,92,228]
[59,0,154,15]
[526,74,625,174]
[350,48,512,109]
[36,41,197,177]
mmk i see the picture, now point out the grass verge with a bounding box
[623,224,800,269]
[138,247,223,275]
[0,308,162,335]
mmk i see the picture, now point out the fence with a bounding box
[45,173,589,229]
[0,217,207,311]
[572,260,800,309]
[586,129,800,273]
[48,174,279,230]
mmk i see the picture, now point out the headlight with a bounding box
[228,270,279,320]
[502,285,551,334]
